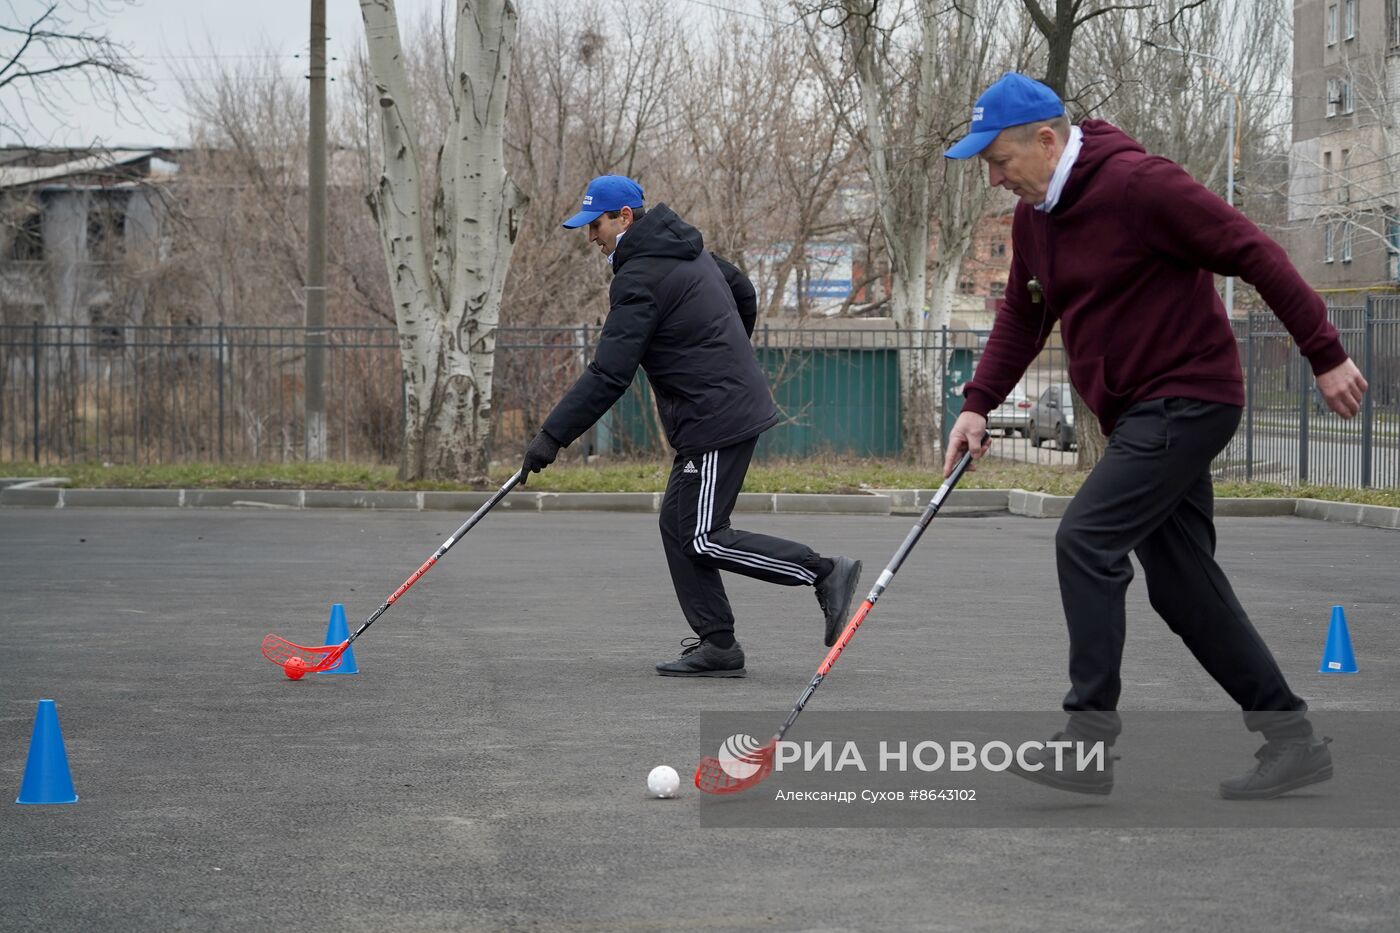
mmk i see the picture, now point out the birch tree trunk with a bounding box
[925,0,1001,331]
[360,0,526,481]
[843,0,938,466]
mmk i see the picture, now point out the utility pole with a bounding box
[305,0,328,461]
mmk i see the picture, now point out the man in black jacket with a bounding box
[520,174,862,677]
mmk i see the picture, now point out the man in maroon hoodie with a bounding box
[943,73,1369,800]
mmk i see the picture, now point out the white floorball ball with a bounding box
[647,764,681,798]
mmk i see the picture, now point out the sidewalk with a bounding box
[2,478,1398,530]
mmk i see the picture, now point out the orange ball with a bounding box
[284,657,308,680]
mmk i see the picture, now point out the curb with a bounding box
[0,483,893,516]
[1294,497,1400,531]
[882,490,1395,528]
[1,481,1396,530]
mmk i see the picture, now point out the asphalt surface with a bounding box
[2,507,1397,931]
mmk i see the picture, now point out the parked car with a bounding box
[986,383,1032,436]
[1028,383,1076,449]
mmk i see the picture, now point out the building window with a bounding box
[1341,149,1351,203]
[1325,223,1336,263]
[89,303,125,351]
[8,208,43,261]
[1342,220,1354,262]
[957,279,976,295]
[1345,0,1357,39]
[86,194,128,263]
[990,280,1006,294]
[1328,3,1340,44]
[1342,79,1354,114]
[992,242,1007,258]
[1327,78,1341,117]
[1323,151,1333,197]
[1391,0,1400,49]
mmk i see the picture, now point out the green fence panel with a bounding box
[598,374,661,456]
[758,347,901,457]
[600,348,903,458]
[943,348,975,445]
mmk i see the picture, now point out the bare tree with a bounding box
[926,0,1012,340]
[802,0,941,464]
[570,0,682,180]
[0,0,150,143]
[1017,0,1146,467]
[669,3,858,319]
[802,0,1010,466]
[1037,0,1293,465]
[171,47,312,326]
[501,1,689,330]
[358,0,527,482]
[1020,0,1150,100]
[1086,0,1291,206]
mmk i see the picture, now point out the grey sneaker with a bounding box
[816,556,863,646]
[655,637,746,678]
[1005,731,1116,796]
[1219,736,1333,800]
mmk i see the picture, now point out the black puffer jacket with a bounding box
[542,203,779,455]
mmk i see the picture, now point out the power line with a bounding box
[673,0,802,26]
[16,51,301,63]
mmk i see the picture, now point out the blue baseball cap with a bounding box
[561,174,645,228]
[945,73,1065,160]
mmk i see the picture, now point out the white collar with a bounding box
[1035,124,1083,213]
[606,230,626,265]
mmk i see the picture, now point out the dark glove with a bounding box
[519,430,561,486]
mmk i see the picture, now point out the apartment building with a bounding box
[1285,0,1400,291]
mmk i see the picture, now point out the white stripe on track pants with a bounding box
[658,436,824,639]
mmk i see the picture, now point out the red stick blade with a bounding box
[694,741,777,795]
[261,634,346,673]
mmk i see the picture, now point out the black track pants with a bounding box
[1055,398,1310,742]
[658,437,823,639]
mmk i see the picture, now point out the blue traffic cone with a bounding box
[16,699,78,805]
[1319,605,1358,674]
[316,603,358,675]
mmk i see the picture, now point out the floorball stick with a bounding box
[261,470,525,678]
[695,440,984,793]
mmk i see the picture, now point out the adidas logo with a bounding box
[683,460,698,474]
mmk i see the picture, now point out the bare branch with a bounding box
[1073,2,1151,28]
[1020,0,1054,34]
[0,6,53,80]
[0,57,137,90]
[0,0,151,140]
[1151,0,1214,31]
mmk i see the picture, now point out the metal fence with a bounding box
[0,324,403,465]
[2,309,1398,490]
[1220,298,1400,488]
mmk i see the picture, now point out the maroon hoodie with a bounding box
[963,120,1347,435]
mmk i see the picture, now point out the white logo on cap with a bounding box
[972,106,984,123]
[582,195,593,206]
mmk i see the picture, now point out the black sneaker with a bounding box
[816,556,863,646]
[1219,736,1333,800]
[1005,731,1116,796]
[655,637,746,678]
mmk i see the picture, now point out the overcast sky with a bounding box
[3,0,443,148]
[4,0,771,150]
